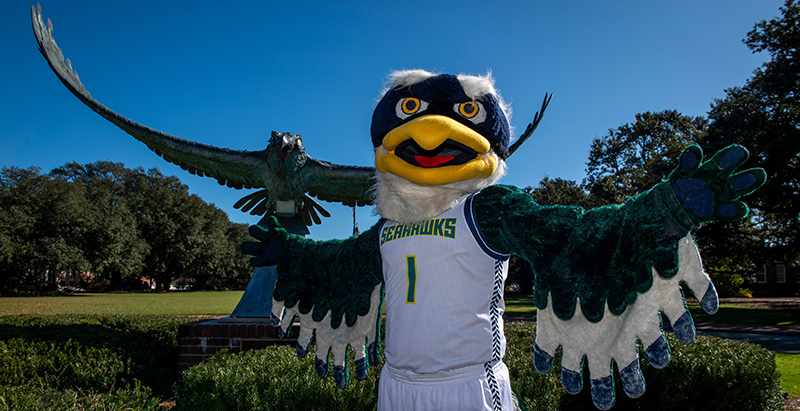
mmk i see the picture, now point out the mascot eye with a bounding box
[402,98,421,114]
[458,102,479,118]
[395,97,428,119]
[455,101,487,124]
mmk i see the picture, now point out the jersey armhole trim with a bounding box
[465,193,511,261]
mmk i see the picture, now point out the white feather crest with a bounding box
[378,69,512,122]
[385,69,438,89]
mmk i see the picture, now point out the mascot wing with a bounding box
[477,145,765,410]
[243,219,385,389]
[533,235,718,411]
[271,282,384,390]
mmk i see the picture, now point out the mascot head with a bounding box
[371,70,510,222]
[371,70,511,185]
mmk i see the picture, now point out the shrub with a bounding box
[0,315,783,410]
[178,346,382,411]
[0,314,186,408]
[0,339,124,391]
[504,321,572,410]
[708,270,752,298]
[0,382,160,411]
[179,321,783,411]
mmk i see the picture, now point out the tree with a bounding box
[525,177,594,208]
[117,166,252,291]
[220,223,255,290]
[520,2,798,296]
[51,162,148,287]
[116,167,192,290]
[706,0,800,266]
[0,162,253,293]
[179,198,235,290]
[0,169,38,290]
[0,166,93,290]
[583,110,707,205]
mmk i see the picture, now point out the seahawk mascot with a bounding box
[243,70,765,411]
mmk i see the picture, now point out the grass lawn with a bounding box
[504,295,537,317]
[3,292,795,326]
[0,291,243,316]
[776,353,800,398]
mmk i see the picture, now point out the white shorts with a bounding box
[377,361,514,411]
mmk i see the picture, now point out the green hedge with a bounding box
[180,321,784,411]
[0,314,187,410]
[0,383,159,411]
[177,347,382,411]
[0,316,783,410]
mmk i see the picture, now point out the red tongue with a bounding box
[415,155,454,167]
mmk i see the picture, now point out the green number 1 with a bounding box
[406,255,416,304]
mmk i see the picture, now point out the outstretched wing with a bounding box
[533,235,717,410]
[475,184,715,410]
[243,218,385,388]
[32,4,268,190]
[476,145,764,410]
[304,158,376,207]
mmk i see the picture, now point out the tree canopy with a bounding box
[705,0,800,266]
[0,162,252,293]
[584,110,708,205]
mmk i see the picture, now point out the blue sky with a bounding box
[1,1,780,240]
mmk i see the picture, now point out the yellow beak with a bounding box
[375,115,498,185]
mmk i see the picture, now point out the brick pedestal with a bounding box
[177,317,299,381]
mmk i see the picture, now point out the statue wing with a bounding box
[304,158,376,207]
[236,159,375,222]
[32,4,268,190]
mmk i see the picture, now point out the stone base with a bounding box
[177,317,299,381]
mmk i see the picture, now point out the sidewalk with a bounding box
[505,316,800,337]
[695,322,800,337]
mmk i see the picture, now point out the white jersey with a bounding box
[379,193,510,374]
